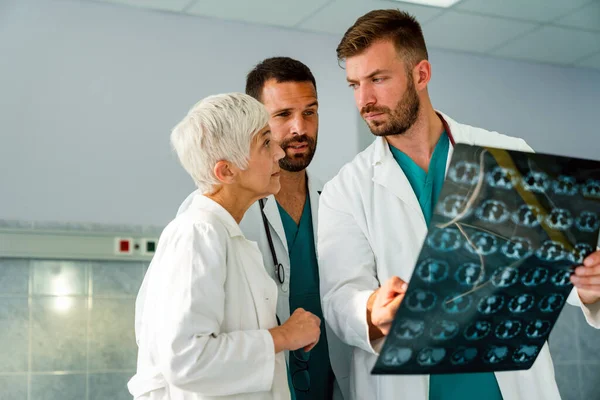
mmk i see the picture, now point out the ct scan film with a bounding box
[372,144,600,375]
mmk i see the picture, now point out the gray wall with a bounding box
[0,0,358,227]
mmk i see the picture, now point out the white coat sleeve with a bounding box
[567,242,600,329]
[317,180,381,355]
[153,221,276,395]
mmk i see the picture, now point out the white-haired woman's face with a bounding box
[236,124,285,198]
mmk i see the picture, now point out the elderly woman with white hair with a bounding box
[128,93,322,400]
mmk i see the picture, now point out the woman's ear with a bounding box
[213,160,236,185]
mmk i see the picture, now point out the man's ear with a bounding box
[213,160,236,185]
[413,59,431,91]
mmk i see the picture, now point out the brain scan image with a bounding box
[582,179,600,198]
[512,345,540,363]
[508,294,535,313]
[448,161,480,185]
[487,166,517,190]
[427,228,463,252]
[450,347,478,366]
[545,208,573,231]
[501,237,533,260]
[495,320,522,339]
[536,240,566,262]
[526,320,551,339]
[521,267,549,287]
[406,290,437,312]
[443,294,472,314]
[476,200,510,224]
[465,232,499,256]
[539,294,565,313]
[551,269,573,287]
[373,145,600,375]
[569,243,594,264]
[394,319,425,340]
[576,211,600,232]
[416,259,449,284]
[477,295,505,315]
[553,175,578,196]
[522,171,550,193]
[437,195,472,219]
[417,347,446,366]
[455,263,484,286]
[483,346,509,364]
[464,321,492,341]
[512,205,543,227]
[430,320,460,341]
[382,347,412,367]
[492,267,519,288]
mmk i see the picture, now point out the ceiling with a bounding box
[80,0,600,71]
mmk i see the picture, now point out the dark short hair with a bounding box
[245,57,317,101]
[337,9,428,69]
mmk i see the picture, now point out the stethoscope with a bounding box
[258,191,321,288]
[259,198,286,286]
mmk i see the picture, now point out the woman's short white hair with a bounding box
[170,92,269,194]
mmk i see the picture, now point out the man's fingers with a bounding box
[388,276,408,293]
[377,293,405,325]
[379,322,392,336]
[304,340,318,352]
[388,292,404,313]
[572,275,600,286]
[574,264,600,277]
[583,251,600,267]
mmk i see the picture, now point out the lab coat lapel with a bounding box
[372,137,425,223]
[239,240,278,328]
[261,195,289,255]
[307,171,322,252]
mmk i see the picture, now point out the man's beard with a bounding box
[279,134,317,172]
[362,79,420,137]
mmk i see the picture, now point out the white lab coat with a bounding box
[176,173,352,400]
[317,111,600,400]
[128,195,290,400]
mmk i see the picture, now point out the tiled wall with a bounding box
[0,258,146,400]
[550,303,600,400]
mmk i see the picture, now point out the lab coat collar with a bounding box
[190,194,244,238]
[259,170,321,255]
[370,111,462,222]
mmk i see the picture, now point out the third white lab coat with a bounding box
[129,195,289,400]
[176,173,352,400]
[317,111,600,400]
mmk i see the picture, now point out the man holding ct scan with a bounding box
[317,9,600,400]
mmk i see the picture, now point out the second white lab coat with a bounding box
[176,173,352,400]
[317,112,600,400]
[128,195,290,400]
